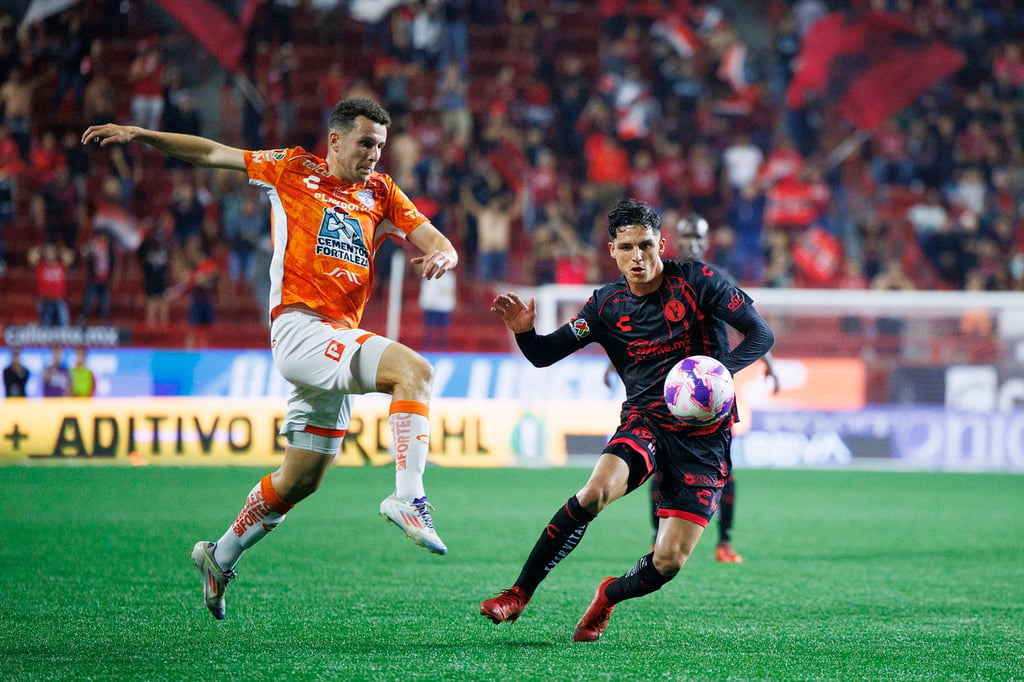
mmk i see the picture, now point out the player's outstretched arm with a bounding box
[81,123,246,171]
[720,305,775,376]
[408,222,458,280]
[491,292,536,334]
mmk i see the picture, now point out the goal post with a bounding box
[523,283,1024,366]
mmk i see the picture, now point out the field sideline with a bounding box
[1,465,1021,681]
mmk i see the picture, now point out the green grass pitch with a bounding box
[1,465,1021,681]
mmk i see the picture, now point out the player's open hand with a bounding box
[490,292,535,334]
[81,123,137,146]
[411,250,457,280]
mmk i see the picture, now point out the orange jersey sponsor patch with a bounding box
[245,147,428,327]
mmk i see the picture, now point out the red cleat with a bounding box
[572,576,617,642]
[480,586,531,624]
[715,543,743,563]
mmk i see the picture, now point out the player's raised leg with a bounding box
[373,342,447,554]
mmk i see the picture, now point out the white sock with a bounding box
[389,404,429,501]
[213,474,292,571]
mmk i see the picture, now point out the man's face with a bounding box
[608,224,665,292]
[328,116,387,183]
[675,227,709,261]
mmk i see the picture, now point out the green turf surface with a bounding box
[1,465,1021,681]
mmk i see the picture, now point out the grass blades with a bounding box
[1,466,1021,681]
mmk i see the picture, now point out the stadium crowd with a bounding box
[1,0,1023,340]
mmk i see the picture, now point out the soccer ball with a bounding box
[663,355,735,427]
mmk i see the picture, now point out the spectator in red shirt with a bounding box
[757,136,804,190]
[29,130,67,187]
[129,38,165,130]
[170,235,220,350]
[526,147,561,230]
[79,230,115,324]
[584,130,630,206]
[27,242,74,327]
[993,43,1024,87]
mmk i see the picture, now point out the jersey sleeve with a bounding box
[370,175,430,250]
[691,262,755,324]
[244,147,297,186]
[690,262,775,374]
[384,176,429,234]
[514,292,600,367]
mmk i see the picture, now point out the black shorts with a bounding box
[603,410,732,527]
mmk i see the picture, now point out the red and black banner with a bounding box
[786,11,965,130]
[152,0,266,72]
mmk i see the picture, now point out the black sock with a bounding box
[514,496,595,595]
[718,477,736,544]
[604,552,673,604]
[649,472,662,539]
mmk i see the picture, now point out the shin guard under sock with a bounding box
[514,495,596,595]
[390,401,429,500]
[604,552,673,604]
[214,474,294,571]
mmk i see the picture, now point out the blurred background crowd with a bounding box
[0,0,1022,350]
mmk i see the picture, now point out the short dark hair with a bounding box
[607,198,661,240]
[327,97,391,133]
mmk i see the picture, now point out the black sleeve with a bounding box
[514,325,584,367]
[719,305,775,376]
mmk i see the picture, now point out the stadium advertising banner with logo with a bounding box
[0,348,860,404]
[0,396,620,467]
[4,348,1019,470]
[741,408,1024,471]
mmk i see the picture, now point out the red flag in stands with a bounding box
[152,0,266,71]
[786,11,965,130]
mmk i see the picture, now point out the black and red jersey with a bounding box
[515,259,774,425]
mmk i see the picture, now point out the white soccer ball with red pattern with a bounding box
[663,355,735,427]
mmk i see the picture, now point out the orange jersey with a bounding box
[245,147,428,327]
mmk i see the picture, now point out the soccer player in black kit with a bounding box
[481,198,775,642]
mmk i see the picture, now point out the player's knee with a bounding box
[393,353,433,399]
[288,476,322,502]
[652,547,688,576]
[406,352,434,389]
[271,469,322,504]
[577,485,617,513]
[377,345,433,396]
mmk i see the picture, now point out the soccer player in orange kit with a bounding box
[83,97,457,620]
